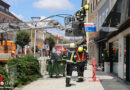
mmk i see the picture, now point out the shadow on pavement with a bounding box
[93,71,130,90]
[99,78,129,90]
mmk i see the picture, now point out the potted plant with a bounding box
[102,49,110,72]
[113,48,118,74]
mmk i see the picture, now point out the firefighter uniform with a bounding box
[76,46,87,82]
[66,43,76,87]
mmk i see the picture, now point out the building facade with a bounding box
[0,0,21,43]
[104,0,130,82]
[82,0,107,64]
[82,0,130,82]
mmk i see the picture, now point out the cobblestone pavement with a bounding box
[15,65,130,90]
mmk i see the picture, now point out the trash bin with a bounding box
[46,53,66,77]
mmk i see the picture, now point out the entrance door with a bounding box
[126,36,130,81]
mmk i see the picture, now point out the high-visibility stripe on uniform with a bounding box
[78,76,83,79]
[66,76,71,78]
[67,52,74,63]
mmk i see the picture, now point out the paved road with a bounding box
[15,65,130,90]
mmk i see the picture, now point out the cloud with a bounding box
[33,0,74,11]
[11,12,24,20]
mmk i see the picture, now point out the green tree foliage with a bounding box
[8,55,42,87]
[45,37,55,51]
[15,31,30,53]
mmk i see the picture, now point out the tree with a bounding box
[15,31,30,53]
[45,37,55,51]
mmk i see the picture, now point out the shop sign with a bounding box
[84,23,96,32]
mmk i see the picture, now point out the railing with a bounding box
[0,65,17,90]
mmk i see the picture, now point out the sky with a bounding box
[4,0,82,22]
[3,0,82,38]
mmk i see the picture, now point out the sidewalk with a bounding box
[15,65,130,90]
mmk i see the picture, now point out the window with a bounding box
[91,3,93,13]
[128,1,130,16]
[0,5,5,10]
[102,12,105,23]
[85,0,87,4]
[6,8,9,12]
[93,0,94,10]
[106,9,109,17]
[3,16,5,23]
[96,0,98,6]
[99,16,101,28]
[0,16,1,23]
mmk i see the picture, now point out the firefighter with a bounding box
[76,46,87,82]
[66,43,76,87]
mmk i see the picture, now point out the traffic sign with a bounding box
[46,40,49,44]
[84,23,96,32]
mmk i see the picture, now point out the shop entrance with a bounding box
[126,36,130,81]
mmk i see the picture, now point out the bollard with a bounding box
[88,58,101,82]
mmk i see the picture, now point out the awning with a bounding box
[94,30,109,42]
[102,0,122,27]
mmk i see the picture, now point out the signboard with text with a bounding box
[84,23,96,32]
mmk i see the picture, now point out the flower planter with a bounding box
[113,62,118,74]
[104,62,110,73]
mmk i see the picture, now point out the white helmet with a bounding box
[70,43,75,48]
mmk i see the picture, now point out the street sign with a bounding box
[84,23,96,32]
[46,40,49,44]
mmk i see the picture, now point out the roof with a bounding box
[0,0,10,8]
[9,12,23,22]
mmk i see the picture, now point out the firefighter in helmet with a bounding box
[66,43,76,87]
[76,46,87,82]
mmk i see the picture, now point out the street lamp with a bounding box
[31,17,41,57]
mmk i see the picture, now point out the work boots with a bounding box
[66,83,71,87]
[77,78,84,82]
[66,78,71,87]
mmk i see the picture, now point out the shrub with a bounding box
[8,54,42,87]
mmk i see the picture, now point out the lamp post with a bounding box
[31,17,41,57]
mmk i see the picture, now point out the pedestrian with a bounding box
[66,43,77,87]
[76,46,87,82]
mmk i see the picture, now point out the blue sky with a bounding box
[4,0,82,22]
[4,0,82,38]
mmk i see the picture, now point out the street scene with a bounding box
[0,0,130,90]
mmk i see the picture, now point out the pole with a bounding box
[34,29,36,57]
[31,17,40,57]
[86,5,89,52]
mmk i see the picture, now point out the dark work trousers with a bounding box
[66,62,74,84]
[76,62,85,79]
